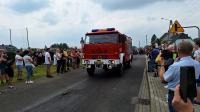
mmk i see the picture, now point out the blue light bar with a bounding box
[92,29,99,32]
[107,28,115,31]
[91,28,115,32]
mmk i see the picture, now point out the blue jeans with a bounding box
[25,66,33,81]
[168,91,175,112]
[16,65,23,71]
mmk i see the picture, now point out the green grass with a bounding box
[1,65,57,87]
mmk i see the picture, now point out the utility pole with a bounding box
[161,18,173,41]
[146,35,148,46]
[139,41,141,48]
[9,29,13,46]
[168,20,173,41]
[26,27,30,49]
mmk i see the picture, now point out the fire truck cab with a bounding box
[82,28,133,76]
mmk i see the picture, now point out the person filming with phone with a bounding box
[159,41,200,112]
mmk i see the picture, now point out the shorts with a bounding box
[0,64,6,75]
[6,68,14,78]
[0,68,6,75]
[16,65,23,71]
[197,75,200,87]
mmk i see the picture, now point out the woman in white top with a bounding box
[15,50,23,80]
[53,54,57,65]
[23,50,34,84]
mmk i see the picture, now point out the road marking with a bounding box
[20,78,88,112]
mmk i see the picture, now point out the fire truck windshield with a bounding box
[87,34,118,44]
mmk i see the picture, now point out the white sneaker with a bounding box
[25,81,29,84]
[29,81,34,84]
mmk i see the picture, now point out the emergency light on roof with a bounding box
[92,28,115,32]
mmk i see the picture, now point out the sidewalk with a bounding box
[148,72,200,112]
[135,66,200,112]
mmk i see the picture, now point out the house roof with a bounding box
[160,32,174,41]
[170,33,191,43]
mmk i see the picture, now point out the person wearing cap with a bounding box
[159,41,200,112]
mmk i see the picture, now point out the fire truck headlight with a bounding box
[108,65,112,69]
[85,60,90,64]
[87,65,91,68]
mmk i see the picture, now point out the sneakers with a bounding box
[8,85,15,89]
[29,81,34,84]
[25,80,34,84]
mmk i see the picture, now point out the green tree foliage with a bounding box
[50,43,69,50]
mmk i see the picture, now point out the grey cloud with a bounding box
[92,0,183,10]
[147,17,157,21]
[42,12,59,25]
[10,0,49,13]
[81,13,89,24]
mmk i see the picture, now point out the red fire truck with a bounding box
[82,28,133,76]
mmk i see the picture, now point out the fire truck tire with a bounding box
[87,66,95,77]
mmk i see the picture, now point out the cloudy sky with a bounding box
[0,0,199,48]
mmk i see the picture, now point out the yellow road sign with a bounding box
[170,20,184,33]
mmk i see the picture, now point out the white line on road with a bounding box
[19,78,88,112]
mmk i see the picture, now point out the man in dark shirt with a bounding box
[149,45,160,74]
[150,45,160,60]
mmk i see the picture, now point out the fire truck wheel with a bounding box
[87,67,95,77]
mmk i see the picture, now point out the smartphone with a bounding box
[180,66,197,102]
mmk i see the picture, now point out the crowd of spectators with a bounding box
[0,47,81,94]
[147,38,200,112]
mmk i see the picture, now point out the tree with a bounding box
[151,34,157,45]
[50,43,69,49]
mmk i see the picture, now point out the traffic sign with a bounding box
[170,20,184,33]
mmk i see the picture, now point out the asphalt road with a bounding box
[27,55,145,112]
[0,55,145,112]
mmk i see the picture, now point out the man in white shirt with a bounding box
[15,50,23,80]
[45,48,53,78]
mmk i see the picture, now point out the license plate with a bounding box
[96,60,103,64]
